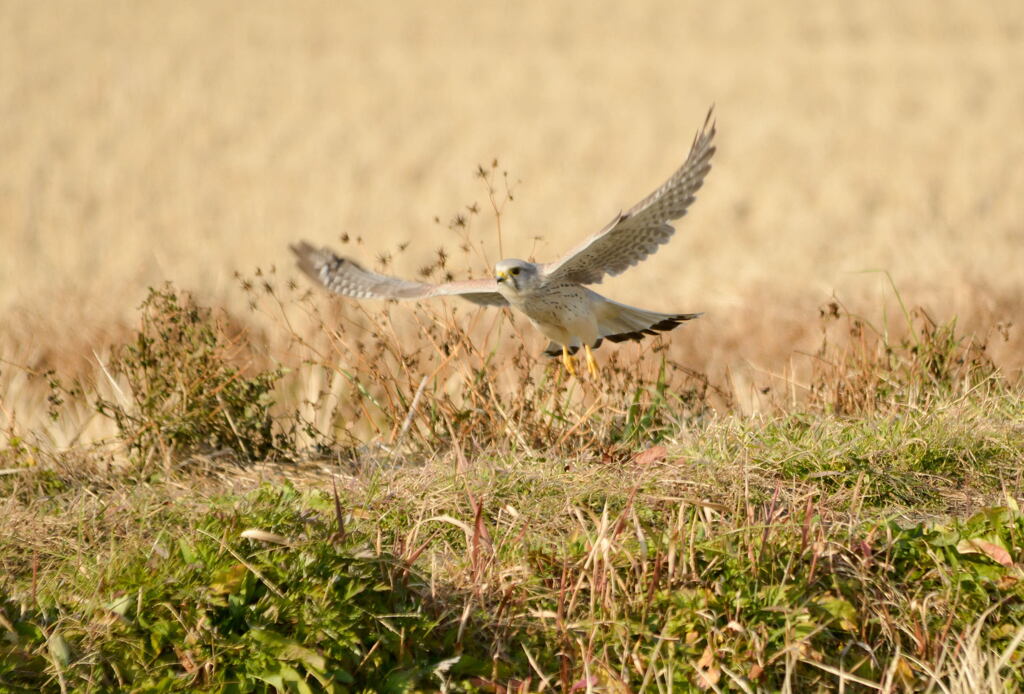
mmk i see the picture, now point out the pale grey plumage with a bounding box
[291,108,716,360]
[291,242,508,306]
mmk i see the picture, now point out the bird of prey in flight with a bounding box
[292,108,716,377]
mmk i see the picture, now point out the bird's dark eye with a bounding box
[510,267,521,276]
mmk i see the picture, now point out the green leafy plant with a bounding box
[96,286,284,463]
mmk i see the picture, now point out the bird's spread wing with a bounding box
[291,241,508,306]
[541,108,716,285]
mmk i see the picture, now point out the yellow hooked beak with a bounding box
[495,270,508,283]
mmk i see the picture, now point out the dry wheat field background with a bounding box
[3,0,1023,389]
[4,2,1024,691]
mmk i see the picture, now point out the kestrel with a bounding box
[292,108,716,377]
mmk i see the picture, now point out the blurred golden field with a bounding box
[2,0,1023,410]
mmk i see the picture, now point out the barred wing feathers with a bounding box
[542,108,716,285]
[290,241,508,307]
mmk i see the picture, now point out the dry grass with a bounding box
[1,0,1023,383]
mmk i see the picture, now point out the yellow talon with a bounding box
[584,344,600,378]
[561,344,577,376]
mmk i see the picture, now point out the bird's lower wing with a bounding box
[290,241,508,306]
[541,107,716,285]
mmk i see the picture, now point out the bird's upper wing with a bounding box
[541,108,716,285]
[291,241,508,306]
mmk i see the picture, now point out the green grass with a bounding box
[3,286,1024,692]
[4,400,1024,692]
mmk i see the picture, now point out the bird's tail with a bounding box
[543,299,701,357]
[597,298,702,345]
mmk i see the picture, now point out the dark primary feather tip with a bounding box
[692,105,716,145]
[290,240,323,278]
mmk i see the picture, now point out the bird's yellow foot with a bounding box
[561,344,577,377]
[584,344,600,379]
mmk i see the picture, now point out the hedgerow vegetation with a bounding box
[2,268,1023,692]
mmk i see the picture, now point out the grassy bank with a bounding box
[2,287,1023,692]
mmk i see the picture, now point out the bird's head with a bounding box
[494,259,539,294]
